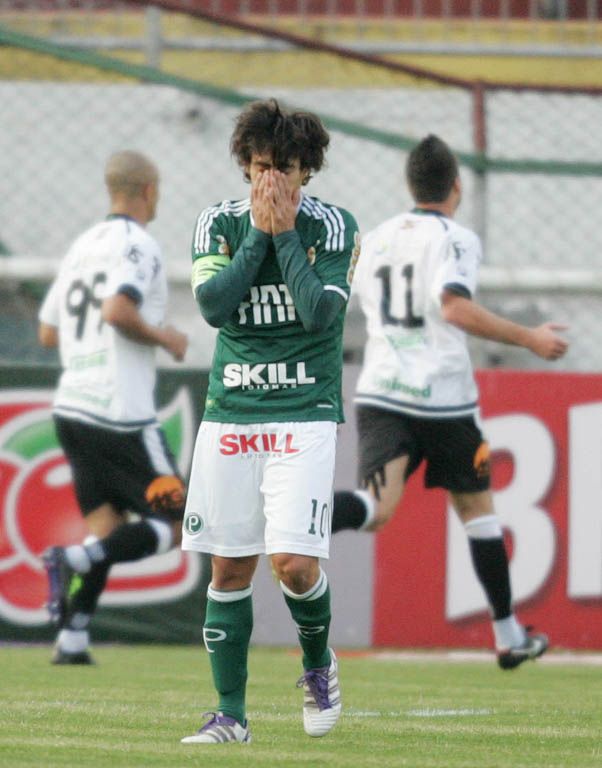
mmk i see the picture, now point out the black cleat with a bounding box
[42,546,74,628]
[51,646,95,665]
[497,629,549,670]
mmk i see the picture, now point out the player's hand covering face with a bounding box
[268,169,300,235]
[251,166,272,235]
[248,153,304,236]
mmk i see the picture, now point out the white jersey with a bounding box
[354,209,481,418]
[39,215,167,430]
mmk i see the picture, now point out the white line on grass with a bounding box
[406,708,493,717]
[369,650,602,666]
[343,708,493,718]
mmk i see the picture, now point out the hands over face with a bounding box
[251,168,300,236]
[251,169,273,234]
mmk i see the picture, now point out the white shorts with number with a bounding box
[181,420,337,559]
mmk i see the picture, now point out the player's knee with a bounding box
[211,555,257,590]
[271,553,319,594]
[452,490,493,522]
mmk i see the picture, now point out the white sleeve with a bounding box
[105,234,162,304]
[350,229,373,299]
[38,279,60,326]
[432,227,481,304]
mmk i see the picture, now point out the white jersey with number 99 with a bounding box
[39,216,166,429]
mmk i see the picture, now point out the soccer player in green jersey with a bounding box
[180,99,360,744]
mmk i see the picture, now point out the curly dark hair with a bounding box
[406,134,459,203]
[230,98,330,184]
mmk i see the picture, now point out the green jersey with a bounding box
[191,194,360,424]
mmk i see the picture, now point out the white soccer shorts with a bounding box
[181,420,337,558]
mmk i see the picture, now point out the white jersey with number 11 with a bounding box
[354,209,481,418]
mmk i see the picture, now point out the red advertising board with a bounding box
[373,370,602,649]
[0,367,208,643]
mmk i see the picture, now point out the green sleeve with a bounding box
[273,230,346,333]
[192,228,270,327]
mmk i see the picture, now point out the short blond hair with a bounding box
[105,150,158,198]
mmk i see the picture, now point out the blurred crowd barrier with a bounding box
[1,2,601,369]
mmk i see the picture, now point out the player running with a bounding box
[39,150,188,664]
[331,134,568,670]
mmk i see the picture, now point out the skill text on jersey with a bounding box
[223,362,316,390]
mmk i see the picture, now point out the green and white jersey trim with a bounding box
[324,284,349,301]
[190,194,359,424]
[193,198,251,253]
[301,195,345,251]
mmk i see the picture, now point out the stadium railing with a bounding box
[1,3,602,369]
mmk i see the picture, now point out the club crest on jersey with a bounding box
[125,245,143,263]
[216,234,230,256]
[223,362,315,390]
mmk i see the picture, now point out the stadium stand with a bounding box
[1,1,602,368]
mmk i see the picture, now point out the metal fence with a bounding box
[1,4,602,371]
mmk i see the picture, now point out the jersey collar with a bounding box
[106,213,138,223]
[411,207,448,219]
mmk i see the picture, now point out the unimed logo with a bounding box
[219,432,300,456]
[0,388,199,626]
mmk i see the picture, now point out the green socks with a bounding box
[203,584,253,725]
[281,569,331,670]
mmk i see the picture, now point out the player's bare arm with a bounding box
[441,289,568,360]
[102,293,188,361]
[38,322,59,348]
[156,325,188,362]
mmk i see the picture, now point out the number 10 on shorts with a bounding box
[308,498,330,538]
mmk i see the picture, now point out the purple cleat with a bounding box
[296,648,342,737]
[181,712,251,744]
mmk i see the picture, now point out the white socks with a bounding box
[493,615,525,651]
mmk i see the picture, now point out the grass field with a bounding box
[2,644,602,767]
